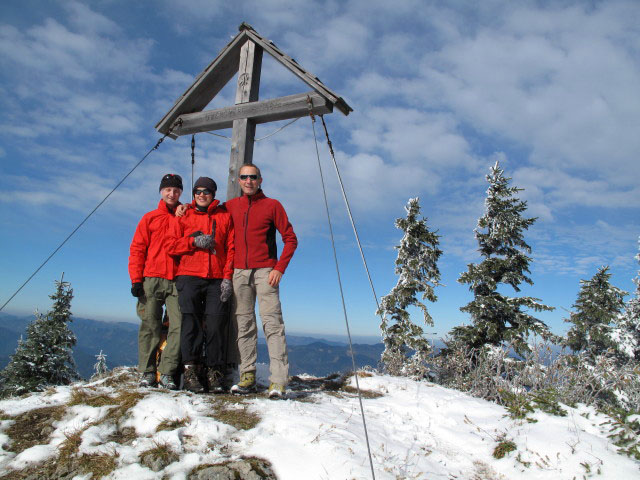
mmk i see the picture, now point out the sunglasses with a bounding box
[239,174,259,180]
[194,189,213,196]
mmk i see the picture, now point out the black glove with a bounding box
[131,282,144,298]
[220,279,233,302]
[193,234,214,249]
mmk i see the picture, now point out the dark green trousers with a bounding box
[137,277,182,375]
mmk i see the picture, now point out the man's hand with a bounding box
[268,269,283,287]
[193,234,214,249]
[220,279,233,302]
[175,204,189,217]
[131,282,144,298]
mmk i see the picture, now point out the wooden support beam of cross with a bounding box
[171,92,332,136]
[226,40,262,199]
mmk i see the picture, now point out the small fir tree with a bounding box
[0,275,79,397]
[565,266,628,359]
[452,161,554,356]
[613,237,640,361]
[377,197,442,377]
[93,350,108,377]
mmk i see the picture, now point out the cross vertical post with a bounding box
[227,40,263,200]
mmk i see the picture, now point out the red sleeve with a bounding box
[164,215,194,257]
[273,200,298,274]
[223,215,235,279]
[128,215,150,283]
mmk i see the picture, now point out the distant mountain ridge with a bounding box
[0,313,383,378]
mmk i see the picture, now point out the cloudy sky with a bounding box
[1,0,638,340]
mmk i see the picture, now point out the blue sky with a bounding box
[1,0,638,341]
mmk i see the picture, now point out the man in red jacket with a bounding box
[128,174,183,390]
[165,176,234,393]
[226,164,298,398]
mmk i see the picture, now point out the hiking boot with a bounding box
[230,371,256,394]
[223,364,237,390]
[268,382,285,399]
[159,374,178,390]
[206,367,225,394]
[139,372,157,388]
[183,365,205,393]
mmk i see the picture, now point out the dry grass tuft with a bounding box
[58,428,84,461]
[3,405,67,454]
[106,425,137,445]
[140,441,179,472]
[76,451,119,478]
[67,388,116,408]
[156,417,189,432]
[100,389,146,425]
[100,367,139,388]
[340,385,384,399]
[206,397,261,431]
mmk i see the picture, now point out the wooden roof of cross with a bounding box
[155,22,352,137]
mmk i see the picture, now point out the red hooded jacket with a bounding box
[225,190,297,273]
[165,199,235,280]
[128,199,180,283]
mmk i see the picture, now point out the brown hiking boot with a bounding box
[183,365,205,393]
[206,367,225,394]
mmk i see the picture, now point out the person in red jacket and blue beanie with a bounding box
[128,174,183,390]
[166,177,235,393]
[226,164,298,399]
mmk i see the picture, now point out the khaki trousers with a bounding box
[136,277,182,375]
[233,268,289,386]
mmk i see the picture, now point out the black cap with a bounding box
[193,176,217,194]
[159,174,183,192]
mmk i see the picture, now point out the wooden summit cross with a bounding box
[155,22,353,200]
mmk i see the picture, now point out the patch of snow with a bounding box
[0,366,638,479]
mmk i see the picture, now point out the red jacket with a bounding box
[128,200,180,283]
[165,199,235,280]
[225,190,297,273]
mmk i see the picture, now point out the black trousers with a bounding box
[175,275,230,367]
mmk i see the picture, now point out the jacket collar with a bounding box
[158,199,180,214]
[190,198,221,214]
[243,189,265,204]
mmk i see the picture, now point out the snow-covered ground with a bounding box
[0,365,638,479]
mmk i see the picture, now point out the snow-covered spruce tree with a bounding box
[93,350,108,377]
[377,197,442,377]
[0,276,79,397]
[565,266,628,360]
[611,237,640,361]
[451,162,554,356]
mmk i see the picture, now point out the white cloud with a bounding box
[64,1,121,35]
[415,2,640,195]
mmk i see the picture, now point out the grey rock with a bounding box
[193,465,235,480]
[189,458,277,479]
[142,452,175,472]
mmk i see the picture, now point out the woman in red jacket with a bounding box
[166,177,234,393]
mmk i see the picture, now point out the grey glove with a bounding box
[193,234,214,250]
[220,279,233,302]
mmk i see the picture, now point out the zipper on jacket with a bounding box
[244,197,253,269]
